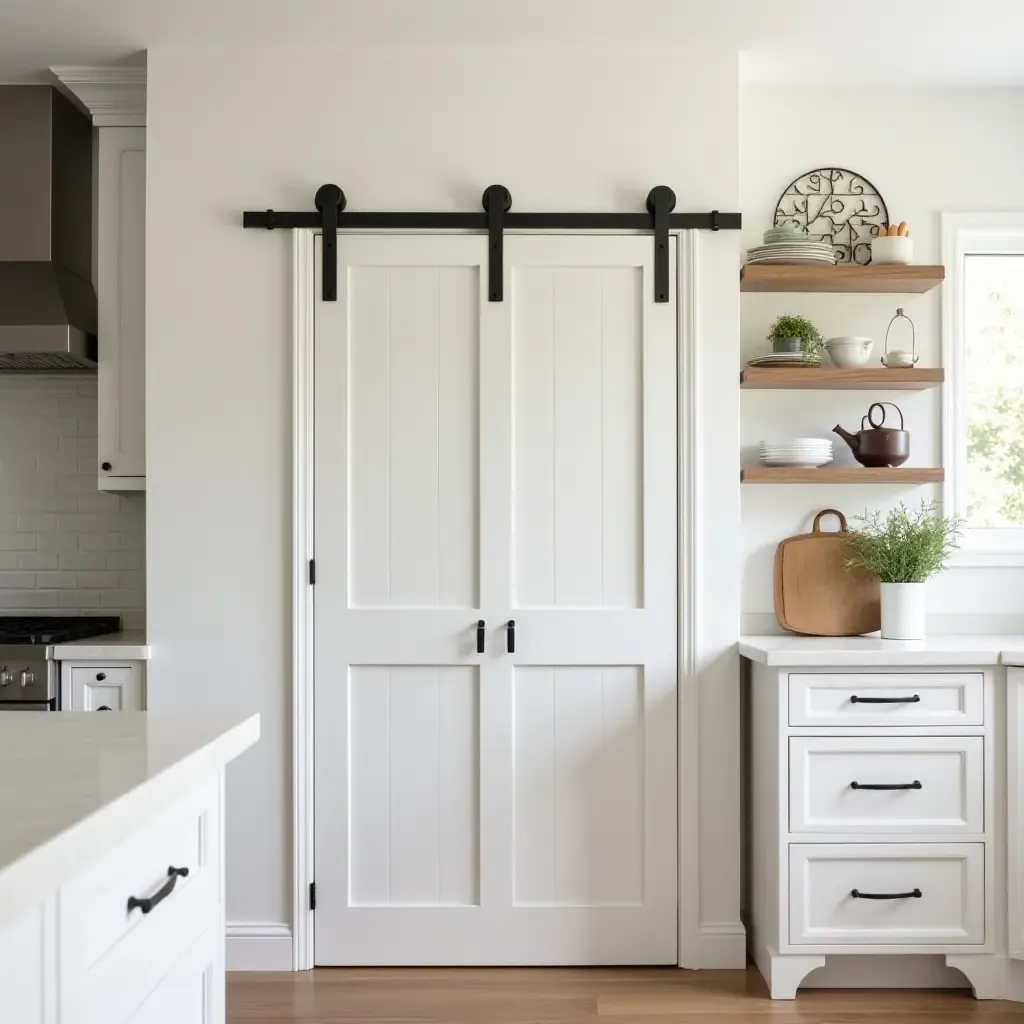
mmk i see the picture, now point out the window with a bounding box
[943,213,1024,564]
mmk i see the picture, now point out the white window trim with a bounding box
[942,212,1024,567]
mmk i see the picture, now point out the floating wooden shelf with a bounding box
[741,467,945,484]
[740,264,945,294]
[741,366,944,390]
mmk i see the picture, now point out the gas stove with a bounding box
[0,616,121,710]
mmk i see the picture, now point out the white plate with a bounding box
[760,438,834,446]
[760,458,833,468]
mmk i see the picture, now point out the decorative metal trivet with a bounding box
[774,167,888,265]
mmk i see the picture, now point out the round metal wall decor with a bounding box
[774,168,888,265]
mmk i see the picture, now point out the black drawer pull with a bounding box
[507,620,515,654]
[476,620,485,654]
[851,780,922,791]
[96,672,106,681]
[127,866,189,915]
[850,694,920,704]
[97,705,112,711]
[852,888,922,900]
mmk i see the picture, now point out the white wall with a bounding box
[145,47,742,961]
[741,87,1024,631]
[0,376,144,625]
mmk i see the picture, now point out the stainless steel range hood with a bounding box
[0,87,96,372]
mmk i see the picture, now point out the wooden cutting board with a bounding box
[774,509,880,636]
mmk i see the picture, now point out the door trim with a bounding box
[290,228,707,970]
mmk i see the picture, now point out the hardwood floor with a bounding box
[227,966,1024,1023]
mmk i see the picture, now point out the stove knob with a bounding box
[0,668,10,687]
[19,669,35,689]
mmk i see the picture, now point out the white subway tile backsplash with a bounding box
[0,378,144,628]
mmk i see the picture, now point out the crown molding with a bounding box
[50,66,146,127]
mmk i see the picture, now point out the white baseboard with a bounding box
[226,922,293,971]
[686,922,747,969]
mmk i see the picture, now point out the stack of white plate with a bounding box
[745,241,837,266]
[758,438,833,468]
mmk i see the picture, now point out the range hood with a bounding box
[0,87,96,372]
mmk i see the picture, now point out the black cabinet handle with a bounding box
[97,705,112,711]
[851,780,922,791]
[101,462,112,471]
[851,888,922,900]
[96,672,106,681]
[850,694,920,704]
[476,620,485,654]
[127,866,189,915]
[507,620,515,654]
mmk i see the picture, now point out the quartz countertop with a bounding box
[48,631,150,661]
[739,634,1024,667]
[0,712,259,929]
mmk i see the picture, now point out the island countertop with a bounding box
[0,712,259,929]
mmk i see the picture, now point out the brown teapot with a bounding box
[833,402,910,468]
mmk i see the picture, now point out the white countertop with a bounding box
[739,634,1024,667]
[0,712,259,929]
[48,632,150,661]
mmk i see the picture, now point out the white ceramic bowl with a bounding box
[871,235,914,265]
[825,336,874,367]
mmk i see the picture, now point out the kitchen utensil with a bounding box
[882,307,919,368]
[774,509,881,636]
[825,336,874,367]
[871,235,914,265]
[833,401,910,467]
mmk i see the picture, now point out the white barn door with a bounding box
[313,232,677,965]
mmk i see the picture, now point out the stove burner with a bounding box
[0,616,121,645]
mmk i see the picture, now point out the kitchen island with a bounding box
[0,711,259,1023]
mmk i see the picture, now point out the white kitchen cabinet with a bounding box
[749,660,996,998]
[0,899,56,1024]
[97,126,146,490]
[62,661,144,711]
[129,924,224,1024]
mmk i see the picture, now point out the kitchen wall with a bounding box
[740,86,1024,632]
[145,46,742,964]
[0,376,144,627]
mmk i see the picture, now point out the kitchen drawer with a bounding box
[789,843,984,946]
[68,664,142,712]
[790,736,984,834]
[59,778,221,1024]
[789,673,984,727]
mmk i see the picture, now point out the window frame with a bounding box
[942,212,1024,566]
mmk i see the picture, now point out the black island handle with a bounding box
[507,620,515,654]
[127,866,189,915]
[850,694,921,704]
[852,888,922,900]
[851,780,922,791]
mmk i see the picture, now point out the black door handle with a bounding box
[851,780,922,790]
[507,620,515,653]
[851,888,922,900]
[127,866,189,915]
[850,694,921,704]
[476,620,485,654]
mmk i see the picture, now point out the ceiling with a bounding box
[1,0,1023,86]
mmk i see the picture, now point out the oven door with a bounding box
[0,697,56,711]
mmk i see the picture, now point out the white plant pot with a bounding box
[880,582,927,640]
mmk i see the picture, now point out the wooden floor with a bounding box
[227,966,1024,1023]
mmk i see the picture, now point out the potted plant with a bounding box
[768,314,824,361]
[843,501,963,640]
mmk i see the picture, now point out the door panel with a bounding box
[513,666,644,906]
[513,266,643,609]
[348,265,479,609]
[349,666,479,907]
[314,232,676,965]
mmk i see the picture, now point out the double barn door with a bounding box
[313,232,678,964]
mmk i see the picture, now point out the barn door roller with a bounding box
[243,184,740,303]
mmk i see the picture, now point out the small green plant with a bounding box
[768,314,823,359]
[843,501,963,583]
